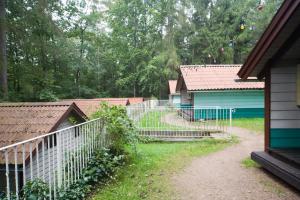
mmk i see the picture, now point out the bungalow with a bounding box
[0,102,86,193]
[238,0,300,190]
[168,80,181,107]
[176,65,264,119]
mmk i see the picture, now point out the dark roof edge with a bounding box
[238,0,300,79]
[180,64,242,68]
[49,102,87,132]
[187,88,264,92]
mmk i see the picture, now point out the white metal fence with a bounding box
[127,100,232,139]
[0,118,109,200]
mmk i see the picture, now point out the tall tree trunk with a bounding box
[0,0,8,99]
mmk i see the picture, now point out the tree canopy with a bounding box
[0,0,282,101]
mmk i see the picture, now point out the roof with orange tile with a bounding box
[0,102,86,163]
[128,97,144,105]
[177,65,264,91]
[67,98,129,117]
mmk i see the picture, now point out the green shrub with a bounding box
[57,148,125,200]
[92,102,138,154]
[22,179,49,200]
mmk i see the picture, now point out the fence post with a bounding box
[216,107,219,127]
[57,132,62,188]
[5,150,10,200]
[229,108,232,129]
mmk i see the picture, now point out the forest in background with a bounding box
[0,0,282,101]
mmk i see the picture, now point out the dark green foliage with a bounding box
[57,148,125,200]
[0,179,49,200]
[3,0,282,101]
[22,179,49,200]
[92,103,138,154]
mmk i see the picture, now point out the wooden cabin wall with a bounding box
[270,64,300,148]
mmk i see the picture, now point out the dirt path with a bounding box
[172,127,300,200]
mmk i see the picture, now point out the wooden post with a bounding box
[265,68,271,151]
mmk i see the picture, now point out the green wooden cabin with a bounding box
[176,65,264,119]
[238,0,300,190]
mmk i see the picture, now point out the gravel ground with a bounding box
[172,127,300,200]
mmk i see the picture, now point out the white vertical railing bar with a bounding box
[52,134,57,200]
[78,127,82,176]
[70,129,73,185]
[29,142,33,181]
[47,136,52,200]
[14,146,19,200]
[88,123,91,160]
[42,140,45,182]
[62,130,65,189]
[74,128,77,182]
[84,124,87,174]
[67,129,70,188]
[76,127,79,181]
[57,131,62,189]
[5,150,10,200]
[36,141,40,179]
[22,144,26,188]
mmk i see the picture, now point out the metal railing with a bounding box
[0,118,109,200]
[127,100,232,138]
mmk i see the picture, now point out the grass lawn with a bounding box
[241,157,260,168]
[232,118,264,133]
[91,137,238,200]
[137,111,194,131]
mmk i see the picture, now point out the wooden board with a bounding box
[251,151,300,190]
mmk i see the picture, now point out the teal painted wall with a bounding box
[193,90,264,118]
[192,108,264,120]
[231,108,264,118]
[270,129,300,148]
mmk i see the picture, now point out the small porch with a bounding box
[252,148,300,190]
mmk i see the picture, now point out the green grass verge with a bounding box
[137,111,193,131]
[232,118,264,133]
[137,111,225,132]
[91,137,238,200]
[241,157,260,168]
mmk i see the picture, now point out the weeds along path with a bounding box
[172,127,300,200]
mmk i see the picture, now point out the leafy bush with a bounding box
[57,148,125,200]
[92,103,138,154]
[22,179,49,200]
[0,179,49,200]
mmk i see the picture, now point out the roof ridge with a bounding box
[0,102,72,107]
[180,64,242,68]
